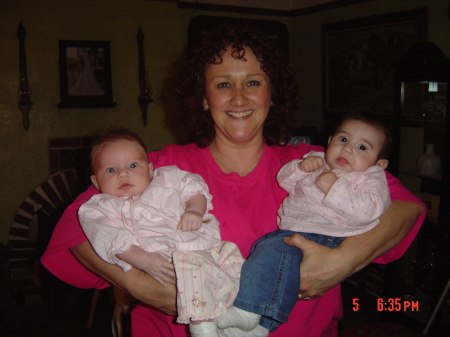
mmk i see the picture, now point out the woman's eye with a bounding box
[247,80,260,86]
[107,167,116,173]
[129,163,137,168]
[339,136,347,142]
[217,82,230,88]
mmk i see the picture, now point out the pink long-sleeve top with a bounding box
[78,166,220,272]
[277,151,391,237]
[41,142,425,337]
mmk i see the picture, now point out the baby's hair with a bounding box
[335,112,392,159]
[90,127,147,173]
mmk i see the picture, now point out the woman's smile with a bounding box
[226,110,253,118]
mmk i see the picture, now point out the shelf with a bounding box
[399,169,442,181]
[400,118,446,130]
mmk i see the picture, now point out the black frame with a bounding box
[58,40,116,108]
[188,16,289,56]
[322,8,427,119]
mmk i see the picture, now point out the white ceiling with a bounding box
[178,0,341,11]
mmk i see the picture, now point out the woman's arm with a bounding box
[70,241,177,316]
[284,200,423,298]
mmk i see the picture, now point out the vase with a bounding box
[417,144,441,175]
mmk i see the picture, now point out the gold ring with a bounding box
[298,293,312,301]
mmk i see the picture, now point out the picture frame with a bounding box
[322,8,427,119]
[58,40,116,108]
[188,16,289,55]
[414,192,440,220]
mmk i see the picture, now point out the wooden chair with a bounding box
[8,169,80,286]
[8,169,101,327]
[111,286,136,337]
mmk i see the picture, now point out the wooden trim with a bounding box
[178,1,293,17]
[178,0,373,17]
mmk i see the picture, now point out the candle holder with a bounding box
[137,27,153,126]
[17,23,33,131]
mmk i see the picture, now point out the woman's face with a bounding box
[203,47,272,145]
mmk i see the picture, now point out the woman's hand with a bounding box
[284,200,423,299]
[70,241,177,315]
[284,234,352,298]
[116,246,176,288]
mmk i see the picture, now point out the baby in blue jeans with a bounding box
[217,112,392,336]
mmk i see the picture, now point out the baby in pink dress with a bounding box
[78,128,244,337]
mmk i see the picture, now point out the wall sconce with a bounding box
[137,27,153,126]
[17,23,33,131]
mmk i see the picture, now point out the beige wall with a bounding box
[0,0,185,243]
[1,0,449,244]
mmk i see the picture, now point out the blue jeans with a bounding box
[233,229,344,332]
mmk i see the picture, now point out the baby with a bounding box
[217,112,392,336]
[78,128,244,337]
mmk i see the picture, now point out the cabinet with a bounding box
[342,42,450,334]
[388,41,450,333]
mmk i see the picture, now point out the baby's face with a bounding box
[91,140,153,197]
[325,119,388,172]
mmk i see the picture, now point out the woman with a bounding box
[42,22,424,336]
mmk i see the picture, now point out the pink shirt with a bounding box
[41,142,425,337]
[277,151,391,236]
[79,166,221,272]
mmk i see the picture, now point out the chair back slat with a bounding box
[8,169,79,281]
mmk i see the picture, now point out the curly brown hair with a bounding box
[175,20,298,148]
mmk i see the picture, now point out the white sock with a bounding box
[220,325,270,337]
[216,306,260,331]
[189,321,220,337]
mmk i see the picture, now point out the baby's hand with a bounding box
[177,211,203,232]
[315,170,338,194]
[298,156,324,172]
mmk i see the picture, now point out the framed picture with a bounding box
[414,192,440,220]
[322,8,427,119]
[58,40,116,108]
[188,16,289,55]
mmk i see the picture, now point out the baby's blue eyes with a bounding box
[106,163,137,173]
[358,145,367,151]
[339,136,347,142]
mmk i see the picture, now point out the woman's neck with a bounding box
[209,138,265,177]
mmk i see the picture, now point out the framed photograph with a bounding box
[58,40,116,108]
[322,8,427,119]
[188,16,289,55]
[414,192,440,220]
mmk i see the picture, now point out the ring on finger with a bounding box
[298,293,311,301]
